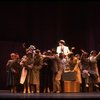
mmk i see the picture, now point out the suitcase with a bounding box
[63,81,80,92]
[62,72,76,81]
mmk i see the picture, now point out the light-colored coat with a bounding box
[56,46,70,56]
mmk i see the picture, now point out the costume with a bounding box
[56,45,70,56]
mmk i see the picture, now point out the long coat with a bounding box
[6,59,21,86]
[88,52,100,82]
[29,55,43,85]
[20,56,34,85]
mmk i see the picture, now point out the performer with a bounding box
[56,40,70,57]
[88,50,100,90]
[6,53,21,93]
[40,50,53,93]
[20,45,36,93]
[30,49,43,93]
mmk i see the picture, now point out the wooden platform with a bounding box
[63,81,80,92]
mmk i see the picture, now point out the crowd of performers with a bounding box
[6,40,100,93]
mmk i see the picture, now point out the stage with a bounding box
[0,90,100,99]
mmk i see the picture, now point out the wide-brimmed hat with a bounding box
[10,53,16,57]
[35,49,40,54]
[58,40,65,44]
[28,45,36,50]
[90,50,97,55]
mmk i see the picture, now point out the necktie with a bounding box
[61,46,64,53]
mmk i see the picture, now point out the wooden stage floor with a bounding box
[0,90,100,99]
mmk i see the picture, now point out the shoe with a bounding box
[31,91,34,93]
[56,91,60,93]
[23,88,26,93]
[86,84,89,87]
[10,89,13,93]
[47,88,50,93]
[23,91,26,93]
[36,90,39,93]
[43,88,46,93]
[28,91,30,93]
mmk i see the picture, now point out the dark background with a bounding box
[0,1,100,89]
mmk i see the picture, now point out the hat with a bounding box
[90,50,97,55]
[47,50,52,53]
[46,50,52,55]
[10,53,16,56]
[35,49,40,54]
[28,45,36,50]
[58,40,65,44]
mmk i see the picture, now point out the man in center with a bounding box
[56,40,70,57]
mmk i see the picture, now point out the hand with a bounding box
[81,49,88,55]
[71,47,75,50]
[13,70,17,74]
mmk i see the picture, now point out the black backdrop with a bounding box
[0,1,100,89]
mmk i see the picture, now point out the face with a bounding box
[76,54,80,59]
[16,54,20,59]
[59,42,63,46]
[90,51,97,56]
[27,53,33,58]
[93,52,97,56]
[10,54,16,60]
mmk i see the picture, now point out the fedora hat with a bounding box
[58,40,65,44]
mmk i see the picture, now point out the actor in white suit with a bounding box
[56,40,70,56]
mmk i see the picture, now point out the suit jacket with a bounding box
[56,46,70,56]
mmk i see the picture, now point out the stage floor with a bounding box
[0,90,100,99]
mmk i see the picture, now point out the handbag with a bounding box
[62,71,77,81]
[20,67,27,84]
